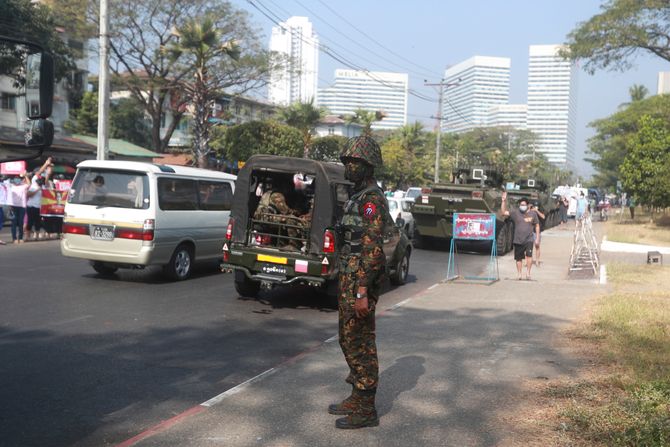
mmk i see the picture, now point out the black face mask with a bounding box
[344,161,371,184]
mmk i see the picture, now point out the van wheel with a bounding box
[163,244,193,281]
[234,270,260,297]
[92,261,118,276]
[390,250,410,285]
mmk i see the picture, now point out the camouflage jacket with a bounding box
[340,183,389,289]
[254,191,297,220]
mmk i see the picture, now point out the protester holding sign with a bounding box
[501,191,540,280]
[3,173,31,243]
[25,157,53,240]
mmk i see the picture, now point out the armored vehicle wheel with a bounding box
[91,261,118,276]
[163,244,193,281]
[412,228,424,249]
[390,250,411,285]
[321,279,339,308]
[496,223,507,254]
[234,270,260,297]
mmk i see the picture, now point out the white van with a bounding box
[61,160,235,280]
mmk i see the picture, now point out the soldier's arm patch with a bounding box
[362,202,377,219]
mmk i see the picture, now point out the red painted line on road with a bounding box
[115,405,205,447]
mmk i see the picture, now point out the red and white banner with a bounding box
[0,160,26,175]
[40,189,69,216]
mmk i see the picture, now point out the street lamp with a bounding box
[425,78,459,183]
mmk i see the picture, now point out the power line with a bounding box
[290,0,437,80]
[248,0,436,103]
[314,0,441,78]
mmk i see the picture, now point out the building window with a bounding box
[328,126,335,135]
[1,93,16,111]
[160,113,166,128]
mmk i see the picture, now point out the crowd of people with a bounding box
[0,157,66,245]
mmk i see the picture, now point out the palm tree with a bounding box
[278,99,326,158]
[629,84,649,102]
[343,108,386,136]
[168,17,240,168]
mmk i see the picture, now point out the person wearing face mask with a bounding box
[501,191,540,280]
[329,135,389,429]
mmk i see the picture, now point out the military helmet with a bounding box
[340,136,382,167]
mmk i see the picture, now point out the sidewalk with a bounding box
[118,226,600,447]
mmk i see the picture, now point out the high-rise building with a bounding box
[318,69,408,130]
[527,44,578,168]
[486,104,528,130]
[268,16,319,106]
[441,56,511,133]
[657,72,670,95]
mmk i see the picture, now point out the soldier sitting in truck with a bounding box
[253,174,314,250]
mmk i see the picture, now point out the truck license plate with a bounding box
[261,264,287,276]
[90,225,115,241]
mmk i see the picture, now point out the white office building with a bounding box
[441,56,511,133]
[657,72,670,95]
[486,104,528,129]
[527,44,578,168]
[318,69,408,130]
[268,16,319,106]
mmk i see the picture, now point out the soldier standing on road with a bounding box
[329,136,388,429]
[502,191,540,280]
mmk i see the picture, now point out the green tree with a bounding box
[108,0,275,153]
[65,91,98,135]
[278,99,326,158]
[110,97,152,148]
[211,121,303,163]
[620,115,670,212]
[629,84,649,102]
[0,0,75,81]
[343,109,386,136]
[310,135,347,162]
[562,0,670,74]
[587,94,670,189]
[167,16,240,168]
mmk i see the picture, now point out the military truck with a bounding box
[506,179,561,230]
[411,168,514,254]
[222,155,412,301]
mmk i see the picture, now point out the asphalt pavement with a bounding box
[119,225,602,447]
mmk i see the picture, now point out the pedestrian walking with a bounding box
[575,192,588,221]
[329,136,388,429]
[501,192,540,280]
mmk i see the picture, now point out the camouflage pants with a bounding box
[338,271,379,391]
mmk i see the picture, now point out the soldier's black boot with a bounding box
[335,389,379,429]
[328,385,357,415]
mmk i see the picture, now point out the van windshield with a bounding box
[68,169,150,209]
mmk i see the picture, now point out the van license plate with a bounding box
[90,225,115,241]
[261,264,287,276]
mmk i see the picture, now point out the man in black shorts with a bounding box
[501,192,540,280]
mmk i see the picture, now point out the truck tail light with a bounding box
[225,218,234,241]
[472,191,483,199]
[323,229,335,253]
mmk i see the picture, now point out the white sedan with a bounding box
[386,197,415,237]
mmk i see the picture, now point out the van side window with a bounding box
[158,178,198,210]
[198,180,233,211]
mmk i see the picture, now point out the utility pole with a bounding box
[425,79,458,183]
[97,0,110,160]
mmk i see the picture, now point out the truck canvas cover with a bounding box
[230,155,348,254]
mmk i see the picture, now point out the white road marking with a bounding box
[201,368,276,407]
[599,264,607,285]
[427,283,439,290]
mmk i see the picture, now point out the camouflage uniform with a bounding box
[254,191,303,247]
[330,136,387,429]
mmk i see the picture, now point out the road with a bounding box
[0,237,487,447]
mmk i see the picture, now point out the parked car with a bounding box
[221,155,412,302]
[386,196,415,237]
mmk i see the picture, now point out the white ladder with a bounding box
[569,215,600,276]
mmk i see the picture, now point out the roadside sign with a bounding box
[453,213,496,241]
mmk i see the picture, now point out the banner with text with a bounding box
[452,213,496,241]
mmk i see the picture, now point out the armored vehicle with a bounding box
[411,168,514,254]
[222,155,412,301]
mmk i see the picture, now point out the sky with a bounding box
[231,0,669,178]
